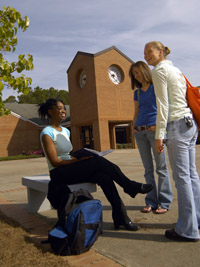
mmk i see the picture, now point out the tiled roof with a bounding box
[67,46,134,73]
[4,103,70,126]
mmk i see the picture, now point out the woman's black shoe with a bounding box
[140,183,153,194]
[114,221,140,231]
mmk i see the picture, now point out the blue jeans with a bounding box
[134,130,173,209]
[166,118,200,239]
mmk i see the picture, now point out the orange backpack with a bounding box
[183,75,200,130]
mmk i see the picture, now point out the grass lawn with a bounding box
[0,154,43,161]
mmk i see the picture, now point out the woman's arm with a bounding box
[152,67,169,154]
[133,100,139,133]
[152,69,169,140]
[155,139,165,154]
[42,134,81,167]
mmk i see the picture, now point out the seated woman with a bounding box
[38,98,153,231]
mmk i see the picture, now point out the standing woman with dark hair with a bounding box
[130,61,172,214]
[144,41,200,242]
[38,98,153,231]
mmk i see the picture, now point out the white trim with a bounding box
[115,124,130,127]
[11,111,39,126]
[10,111,71,128]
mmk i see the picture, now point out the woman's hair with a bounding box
[38,98,65,120]
[129,61,153,90]
[145,41,171,58]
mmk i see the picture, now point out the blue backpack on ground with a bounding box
[48,189,103,256]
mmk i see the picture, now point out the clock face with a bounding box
[108,65,122,84]
[79,71,86,88]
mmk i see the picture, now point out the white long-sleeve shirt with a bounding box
[152,60,192,139]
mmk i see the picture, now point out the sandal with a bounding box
[141,205,152,213]
[154,206,168,214]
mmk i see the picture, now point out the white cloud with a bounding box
[1,0,200,100]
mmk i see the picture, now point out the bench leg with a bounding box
[27,188,51,213]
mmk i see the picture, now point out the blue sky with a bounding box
[1,0,200,100]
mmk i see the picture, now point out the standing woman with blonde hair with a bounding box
[130,61,172,214]
[144,41,200,242]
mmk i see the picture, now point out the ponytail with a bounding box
[164,46,171,57]
[146,41,171,59]
[38,98,64,120]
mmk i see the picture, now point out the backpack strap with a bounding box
[183,74,193,88]
[65,189,94,215]
[84,223,100,230]
[182,73,200,130]
[183,74,200,93]
[57,189,94,226]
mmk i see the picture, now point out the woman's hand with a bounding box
[133,128,139,134]
[147,125,156,132]
[155,139,165,154]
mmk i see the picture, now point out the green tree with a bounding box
[3,95,17,103]
[57,89,69,104]
[18,86,69,105]
[0,6,34,115]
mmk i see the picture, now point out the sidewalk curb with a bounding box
[0,195,122,267]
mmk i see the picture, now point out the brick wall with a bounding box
[68,48,135,151]
[0,114,41,157]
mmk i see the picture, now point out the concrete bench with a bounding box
[22,174,97,213]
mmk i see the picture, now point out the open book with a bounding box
[70,148,113,159]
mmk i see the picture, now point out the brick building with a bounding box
[0,104,70,157]
[3,46,197,157]
[67,46,136,151]
[0,111,40,157]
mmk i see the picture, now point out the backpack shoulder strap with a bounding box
[183,74,192,88]
[65,189,94,215]
[183,74,200,92]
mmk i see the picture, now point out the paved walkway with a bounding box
[0,146,200,267]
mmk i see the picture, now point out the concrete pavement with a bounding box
[0,146,200,267]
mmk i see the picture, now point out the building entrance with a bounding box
[115,127,127,144]
[81,126,94,149]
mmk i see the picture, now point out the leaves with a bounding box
[17,87,69,105]
[0,6,34,115]
[0,81,4,91]
[3,95,16,103]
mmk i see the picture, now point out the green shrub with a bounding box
[116,143,132,149]
[0,154,42,161]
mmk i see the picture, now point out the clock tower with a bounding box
[67,46,135,151]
